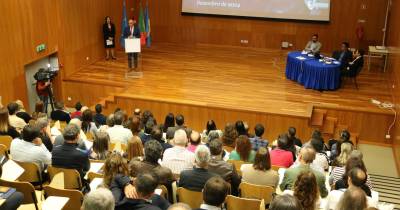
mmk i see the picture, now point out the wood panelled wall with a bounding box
[0,0,122,108]
[386,0,400,175]
[144,0,387,52]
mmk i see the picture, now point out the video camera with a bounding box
[34,68,58,81]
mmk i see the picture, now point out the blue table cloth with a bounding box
[285,51,341,90]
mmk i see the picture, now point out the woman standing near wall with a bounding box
[103,16,116,60]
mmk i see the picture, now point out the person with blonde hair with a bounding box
[126,136,144,160]
[334,142,353,167]
[0,107,20,138]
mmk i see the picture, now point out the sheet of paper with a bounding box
[278,168,286,185]
[49,172,64,189]
[89,163,104,173]
[106,40,113,46]
[89,178,103,191]
[296,56,306,61]
[42,196,69,210]
[0,160,24,181]
[125,38,141,53]
[155,188,162,195]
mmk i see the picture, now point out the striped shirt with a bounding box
[329,166,373,189]
[161,146,195,175]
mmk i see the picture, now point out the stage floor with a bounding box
[67,43,393,117]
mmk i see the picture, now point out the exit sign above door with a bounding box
[36,44,46,52]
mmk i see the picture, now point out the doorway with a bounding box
[24,54,59,113]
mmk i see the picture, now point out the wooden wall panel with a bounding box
[0,0,122,107]
[387,0,400,175]
[144,0,387,52]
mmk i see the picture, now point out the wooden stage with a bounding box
[63,43,395,144]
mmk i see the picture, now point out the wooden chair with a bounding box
[271,165,282,171]
[109,143,127,152]
[43,185,84,210]
[47,166,82,189]
[60,121,68,131]
[0,144,8,158]
[0,179,39,210]
[85,132,94,141]
[239,182,274,205]
[227,160,247,176]
[14,161,43,189]
[0,135,12,150]
[176,187,203,209]
[158,185,169,201]
[225,195,264,210]
[87,171,103,182]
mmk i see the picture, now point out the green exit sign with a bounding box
[36,44,46,52]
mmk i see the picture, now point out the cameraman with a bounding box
[35,68,54,113]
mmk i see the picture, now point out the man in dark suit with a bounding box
[342,49,364,77]
[333,42,353,69]
[123,17,141,69]
[51,124,90,182]
[178,145,218,191]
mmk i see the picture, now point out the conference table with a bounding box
[286,51,342,90]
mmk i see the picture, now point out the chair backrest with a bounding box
[47,166,82,189]
[227,160,247,175]
[43,185,84,210]
[0,178,38,207]
[225,195,263,210]
[59,121,68,131]
[176,187,203,209]
[0,135,13,150]
[158,185,169,201]
[87,172,103,182]
[271,165,281,171]
[239,182,274,204]
[109,143,127,152]
[0,144,8,158]
[85,132,94,141]
[14,161,42,184]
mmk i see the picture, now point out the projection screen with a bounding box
[182,0,331,21]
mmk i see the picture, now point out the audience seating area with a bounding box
[0,100,396,210]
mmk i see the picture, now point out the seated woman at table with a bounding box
[342,49,364,77]
[304,34,322,54]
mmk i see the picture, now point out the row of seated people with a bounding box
[0,100,378,210]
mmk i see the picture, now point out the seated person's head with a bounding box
[254,124,264,138]
[195,145,211,168]
[75,102,83,111]
[299,144,316,164]
[207,130,221,143]
[143,140,163,165]
[294,171,319,210]
[340,130,351,142]
[288,127,296,138]
[206,120,217,134]
[135,172,159,199]
[310,138,324,153]
[144,118,155,134]
[166,128,175,141]
[348,167,367,188]
[175,114,184,126]
[21,125,41,143]
[82,187,115,210]
[151,126,163,142]
[106,114,114,127]
[173,129,188,146]
[235,120,247,136]
[62,124,80,143]
[189,130,201,146]
[269,194,302,210]
[54,101,64,110]
[104,153,129,187]
[356,49,365,57]
[350,150,363,160]
[167,203,191,210]
[7,102,19,115]
[35,117,49,133]
[277,133,290,150]
[209,139,223,157]
[113,111,124,126]
[203,177,229,207]
[253,147,271,171]
[337,187,367,210]
[95,104,102,114]
[69,118,82,129]
[342,42,350,51]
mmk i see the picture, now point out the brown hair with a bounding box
[93,132,110,160]
[126,116,140,135]
[127,136,144,160]
[253,147,271,171]
[293,171,319,210]
[336,187,367,210]
[222,123,238,147]
[0,107,9,133]
[235,135,252,162]
[103,153,129,187]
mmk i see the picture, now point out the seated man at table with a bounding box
[304,34,322,54]
[341,49,364,77]
[333,42,353,68]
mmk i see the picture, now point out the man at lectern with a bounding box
[123,17,141,69]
